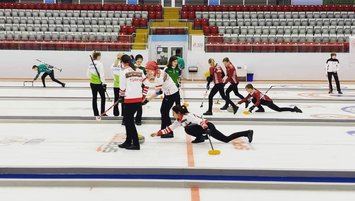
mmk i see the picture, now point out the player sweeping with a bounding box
[238,84,303,113]
[118,55,149,150]
[151,105,254,144]
[32,63,65,87]
[87,51,106,119]
[203,58,239,116]
[220,57,246,110]
[143,60,179,139]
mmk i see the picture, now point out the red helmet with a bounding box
[145,61,159,76]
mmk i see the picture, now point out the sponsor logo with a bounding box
[342,106,355,114]
[231,138,252,150]
[0,136,45,146]
[96,133,125,153]
[310,114,355,119]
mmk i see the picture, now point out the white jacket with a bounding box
[87,60,106,84]
[154,70,179,96]
[157,113,209,136]
[325,58,340,74]
[119,67,149,104]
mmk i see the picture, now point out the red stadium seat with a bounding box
[201,18,209,27]
[127,26,135,35]
[203,26,210,35]
[155,11,162,19]
[181,11,188,19]
[149,12,156,19]
[136,4,143,11]
[120,26,128,35]
[188,12,195,20]
[133,18,140,27]
[194,19,202,29]
[143,5,150,11]
[210,26,218,35]
[140,18,148,28]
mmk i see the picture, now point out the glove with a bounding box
[206,83,210,90]
[205,128,212,136]
[102,84,107,92]
[155,90,163,95]
[142,99,149,105]
[249,106,256,113]
[48,65,54,69]
[118,96,124,103]
[206,76,213,82]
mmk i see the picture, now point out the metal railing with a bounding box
[0,39,136,51]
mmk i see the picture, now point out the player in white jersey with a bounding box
[143,61,180,139]
[118,55,150,150]
[151,105,254,144]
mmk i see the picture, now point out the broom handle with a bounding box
[207,136,215,151]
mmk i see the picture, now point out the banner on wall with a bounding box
[43,0,56,3]
[291,0,322,5]
[127,0,138,5]
[191,35,205,52]
[208,0,220,6]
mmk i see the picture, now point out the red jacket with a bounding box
[225,63,239,84]
[238,88,272,107]
[209,65,224,84]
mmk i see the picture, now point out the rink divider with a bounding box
[0,116,354,125]
[1,168,355,185]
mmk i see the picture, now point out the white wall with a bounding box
[0,50,148,80]
[0,49,354,81]
[185,52,354,81]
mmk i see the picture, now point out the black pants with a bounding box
[135,103,142,122]
[121,103,142,122]
[41,71,64,87]
[90,83,106,116]
[208,83,236,111]
[161,92,180,132]
[124,103,141,146]
[113,88,123,116]
[224,83,244,106]
[327,72,341,92]
[252,99,295,112]
[185,122,250,143]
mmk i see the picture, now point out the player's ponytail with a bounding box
[172,105,189,115]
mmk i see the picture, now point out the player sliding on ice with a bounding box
[32,63,65,87]
[151,105,253,144]
[143,60,180,139]
[237,84,302,113]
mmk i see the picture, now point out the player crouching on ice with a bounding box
[238,84,302,113]
[32,63,65,88]
[151,105,253,144]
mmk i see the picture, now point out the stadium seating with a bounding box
[183,4,354,52]
[0,3,162,50]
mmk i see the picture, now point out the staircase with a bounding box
[132,7,203,50]
[132,29,149,50]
